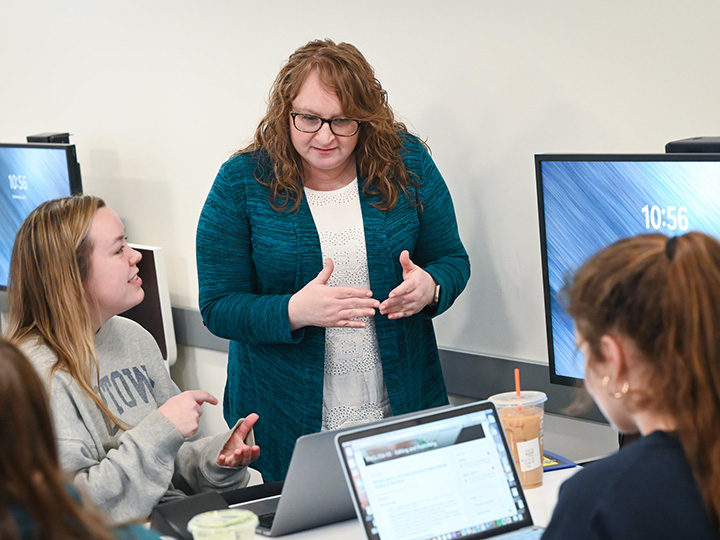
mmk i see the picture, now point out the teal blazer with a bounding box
[197,133,470,481]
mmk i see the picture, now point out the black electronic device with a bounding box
[666,136,720,153]
[665,137,720,154]
[536,153,720,386]
[150,483,283,540]
[26,132,71,144]
[151,491,228,540]
[120,244,177,365]
[0,142,82,290]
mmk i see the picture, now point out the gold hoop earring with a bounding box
[602,375,629,399]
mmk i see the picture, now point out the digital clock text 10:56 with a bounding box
[641,205,689,231]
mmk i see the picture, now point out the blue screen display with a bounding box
[537,155,720,383]
[0,145,79,288]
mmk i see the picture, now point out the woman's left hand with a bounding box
[379,250,436,319]
[217,413,261,467]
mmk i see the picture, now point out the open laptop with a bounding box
[149,425,353,539]
[335,401,544,540]
[232,427,355,536]
[233,406,453,536]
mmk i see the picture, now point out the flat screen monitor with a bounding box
[536,153,720,386]
[0,142,82,290]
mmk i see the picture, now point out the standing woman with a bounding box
[543,232,720,539]
[5,196,260,524]
[197,39,470,481]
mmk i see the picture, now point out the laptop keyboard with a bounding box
[257,509,542,539]
[497,527,544,539]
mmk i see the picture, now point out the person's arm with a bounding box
[196,159,300,345]
[141,338,259,494]
[380,136,470,318]
[412,138,470,315]
[173,415,259,493]
[53,394,184,524]
[20,335,184,524]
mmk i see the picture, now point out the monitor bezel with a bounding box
[0,141,83,291]
[535,152,720,387]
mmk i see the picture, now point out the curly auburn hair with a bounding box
[240,38,425,212]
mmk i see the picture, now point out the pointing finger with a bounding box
[186,390,218,406]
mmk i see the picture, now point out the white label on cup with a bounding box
[516,438,541,472]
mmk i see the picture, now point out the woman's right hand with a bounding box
[288,258,380,331]
[158,390,218,438]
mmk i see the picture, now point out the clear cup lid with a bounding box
[488,390,547,408]
[187,509,259,532]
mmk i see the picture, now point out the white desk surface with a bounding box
[254,466,579,539]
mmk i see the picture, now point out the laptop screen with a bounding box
[336,402,535,540]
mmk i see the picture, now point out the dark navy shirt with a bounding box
[543,431,717,539]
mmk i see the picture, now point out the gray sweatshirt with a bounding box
[20,316,252,524]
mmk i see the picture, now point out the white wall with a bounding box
[3,0,720,432]
[170,345,229,436]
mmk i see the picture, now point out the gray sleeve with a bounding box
[174,418,253,492]
[22,337,187,523]
[51,382,186,523]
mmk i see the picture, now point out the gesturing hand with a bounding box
[288,258,380,331]
[379,250,436,319]
[217,413,261,468]
[158,390,218,438]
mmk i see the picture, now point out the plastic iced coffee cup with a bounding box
[489,390,547,489]
[187,509,258,540]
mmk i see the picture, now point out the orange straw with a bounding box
[514,368,521,398]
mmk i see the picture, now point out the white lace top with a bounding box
[305,178,391,431]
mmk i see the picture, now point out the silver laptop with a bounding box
[232,427,355,536]
[335,401,544,540]
[234,406,453,537]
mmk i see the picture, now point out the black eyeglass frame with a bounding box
[290,112,362,137]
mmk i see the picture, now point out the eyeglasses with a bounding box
[290,112,361,137]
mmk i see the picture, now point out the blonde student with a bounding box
[6,196,260,523]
